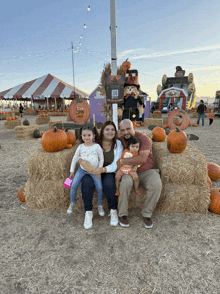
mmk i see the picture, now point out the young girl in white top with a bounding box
[67,125,104,216]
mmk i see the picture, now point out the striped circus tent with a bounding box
[0,74,88,100]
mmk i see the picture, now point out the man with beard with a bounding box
[117,119,162,228]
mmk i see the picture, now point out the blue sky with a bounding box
[1,0,220,101]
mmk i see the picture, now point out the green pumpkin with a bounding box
[23,119,30,126]
[33,129,41,138]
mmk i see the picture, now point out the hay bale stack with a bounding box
[15,124,39,140]
[163,116,180,125]
[36,116,50,125]
[24,143,81,211]
[153,142,210,214]
[4,119,21,129]
[152,113,162,118]
[144,118,163,127]
[49,120,63,129]
[66,115,72,121]
[150,113,153,118]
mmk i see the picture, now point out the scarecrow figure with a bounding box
[119,73,143,127]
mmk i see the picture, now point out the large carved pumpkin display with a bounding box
[167,127,188,153]
[209,188,220,214]
[207,163,220,181]
[69,98,90,123]
[41,126,68,152]
[167,109,190,131]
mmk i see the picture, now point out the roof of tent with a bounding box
[0,74,89,99]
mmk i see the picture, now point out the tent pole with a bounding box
[54,98,57,110]
[47,97,49,110]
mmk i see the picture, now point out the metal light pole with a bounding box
[71,42,75,99]
[110,0,118,128]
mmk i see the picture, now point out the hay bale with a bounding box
[66,115,72,121]
[36,116,50,125]
[152,113,162,118]
[24,143,80,210]
[144,118,163,127]
[15,124,39,140]
[4,119,21,129]
[163,116,180,125]
[49,120,63,129]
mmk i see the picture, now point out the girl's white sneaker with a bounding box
[67,202,75,214]
[98,205,105,216]
[110,209,118,226]
[84,211,93,229]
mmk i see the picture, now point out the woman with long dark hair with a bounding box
[80,121,123,229]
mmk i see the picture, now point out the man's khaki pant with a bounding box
[118,169,162,218]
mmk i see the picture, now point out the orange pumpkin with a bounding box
[65,129,76,145]
[122,58,131,71]
[188,122,191,127]
[209,188,220,214]
[41,126,68,152]
[18,186,25,202]
[207,163,220,181]
[38,115,41,117]
[152,126,166,142]
[167,127,187,153]
[192,123,198,127]
[65,144,72,149]
[162,124,169,129]
[176,121,181,126]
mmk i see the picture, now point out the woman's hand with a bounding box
[92,167,103,177]
[70,172,74,179]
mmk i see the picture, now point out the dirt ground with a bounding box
[1,114,220,294]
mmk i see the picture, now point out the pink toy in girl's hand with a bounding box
[64,177,72,188]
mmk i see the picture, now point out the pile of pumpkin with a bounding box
[37,113,49,117]
[152,126,220,215]
[2,111,14,114]
[18,126,77,202]
[153,111,161,114]
[6,116,19,121]
[25,109,36,112]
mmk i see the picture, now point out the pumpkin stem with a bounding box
[125,58,129,62]
[175,127,181,132]
[53,126,58,132]
[65,128,70,132]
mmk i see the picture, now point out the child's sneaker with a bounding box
[98,205,105,216]
[67,202,75,214]
[109,209,118,226]
[84,211,93,229]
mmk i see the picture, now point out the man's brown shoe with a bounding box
[143,217,153,228]
[119,216,129,227]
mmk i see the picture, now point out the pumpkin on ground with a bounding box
[18,187,25,202]
[167,127,188,153]
[162,124,169,129]
[41,126,68,152]
[152,126,166,142]
[176,121,181,126]
[65,129,76,145]
[33,129,42,138]
[209,188,220,214]
[23,119,30,126]
[207,162,220,181]
[192,123,198,127]
[188,122,191,127]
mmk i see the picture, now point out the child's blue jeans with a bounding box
[70,166,103,205]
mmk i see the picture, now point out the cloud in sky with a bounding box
[119,43,220,60]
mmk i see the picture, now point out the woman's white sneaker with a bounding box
[67,202,75,214]
[98,205,105,216]
[84,211,93,229]
[110,209,118,226]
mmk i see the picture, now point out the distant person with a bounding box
[150,104,156,113]
[19,103,24,118]
[168,102,174,112]
[197,100,207,126]
[38,105,41,110]
[177,101,181,109]
[209,109,215,125]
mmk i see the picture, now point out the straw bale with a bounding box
[49,120,63,129]
[36,116,50,125]
[25,143,80,210]
[150,113,153,118]
[152,142,207,185]
[4,119,21,129]
[155,182,210,214]
[66,115,72,121]
[14,124,39,140]
[152,113,162,118]
[143,118,163,127]
[163,116,180,125]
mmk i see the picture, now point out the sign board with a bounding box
[33,95,45,100]
[165,89,181,98]
[106,75,124,104]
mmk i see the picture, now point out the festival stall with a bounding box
[0,74,89,111]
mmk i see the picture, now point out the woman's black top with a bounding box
[103,150,114,167]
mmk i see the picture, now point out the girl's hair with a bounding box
[79,125,99,143]
[99,121,118,151]
[127,136,141,149]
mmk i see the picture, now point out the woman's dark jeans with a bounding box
[81,173,117,212]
